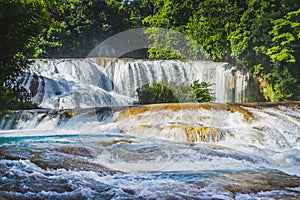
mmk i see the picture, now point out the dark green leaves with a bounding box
[136,81,214,104]
[136,83,179,104]
[144,0,300,101]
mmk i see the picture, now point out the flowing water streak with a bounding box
[1,57,299,199]
[22,58,253,109]
[0,102,300,199]
[1,103,299,170]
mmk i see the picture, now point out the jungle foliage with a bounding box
[136,80,214,104]
[1,0,299,111]
[0,0,152,110]
[0,0,50,111]
[143,0,300,101]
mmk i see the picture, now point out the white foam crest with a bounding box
[0,159,49,177]
[24,58,253,109]
[93,141,272,173]
[246,107,300,149]
[235,189,300,200]
[24,59,132,109]
[0,129,78,137]
[94,158,259,173]
[107,59,249,103]
[115,107,249,141]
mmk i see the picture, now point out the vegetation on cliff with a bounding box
[0,0,50,111]
[143,0,300,102]
[136,80,214,104]
[1,0,299,110]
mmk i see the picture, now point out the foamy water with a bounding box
[0,103,299,199]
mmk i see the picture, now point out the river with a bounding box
[0,58,299,199]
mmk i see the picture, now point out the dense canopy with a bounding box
[0,0,299,111]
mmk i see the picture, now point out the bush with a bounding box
[136,80,214,104]
[136,83,179,104]
[190,80,215,102]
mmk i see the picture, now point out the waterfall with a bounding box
[1,102,299,173]
[22,58,256,109]
[22,59,131,109]
[2,103,299,148]
[0,101,299,199]
[1,58,298,199]
[94,58,253,103]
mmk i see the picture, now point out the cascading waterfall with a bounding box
[105,59,250,101]
[0,102,299,199]
[22,58,254,109]
[22,58,131,109]
[0,57,299,199]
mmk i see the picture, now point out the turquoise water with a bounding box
[0,133,299,199]
[0,103,300,199]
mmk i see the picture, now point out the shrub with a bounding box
[136,83,179,104]
[136,80,214,104]
[190,80,215,102]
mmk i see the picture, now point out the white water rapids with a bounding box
[0,58,299,199]
[22,58,252,109]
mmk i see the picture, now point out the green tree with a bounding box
[42,0,134,58]
[186,0,245,61]
[228,0,299,101]
[124,0,154,28]
[264,9,300,101]
[0,0,51,111]
[136,81,214,104]
[190,80,215,102]
[143,0,300,101]
[136,83,179,104]
[143,0,204,59]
